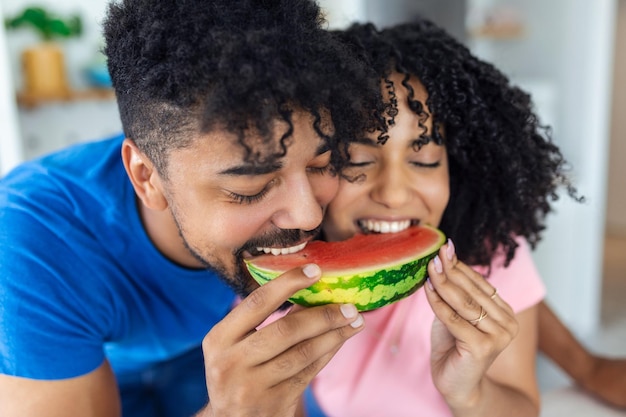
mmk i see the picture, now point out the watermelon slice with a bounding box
[244,225,446,311]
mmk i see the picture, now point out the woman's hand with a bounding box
[579,356,626,408]
[199,264,364,417]
[424,240,519,410]
[538,300,626,409]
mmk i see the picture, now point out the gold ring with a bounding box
[469,307,488,325]
[490,288,498,299]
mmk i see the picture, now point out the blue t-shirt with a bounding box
[0,135,236,379]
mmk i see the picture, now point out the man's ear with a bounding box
[121,138,169,211]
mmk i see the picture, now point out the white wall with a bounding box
[319,0,466,40]
[607,0,626,236]
[319,0,367,29]
[1,0,121,164]
[318,0,617,336]
[2,0,109,90]
[471,0,616,336]
[0,3,22,175]
[532,0,616,335]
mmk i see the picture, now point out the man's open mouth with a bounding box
[253,241,308,256]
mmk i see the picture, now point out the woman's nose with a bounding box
[369,165,412,209]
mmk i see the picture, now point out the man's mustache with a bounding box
[240,226,322,253]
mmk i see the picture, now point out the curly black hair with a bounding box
[339,19,580,268]
[102,0,382,176]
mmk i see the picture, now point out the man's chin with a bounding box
[191,253,258,300]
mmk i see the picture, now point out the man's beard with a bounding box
[180,237,254,298]
[171,211,321,305]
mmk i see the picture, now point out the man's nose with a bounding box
[271,177,324,232]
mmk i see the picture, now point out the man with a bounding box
[0,1,380,416]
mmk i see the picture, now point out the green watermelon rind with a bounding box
[245,229,445,311]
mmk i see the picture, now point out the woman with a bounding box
[303,19,579,416]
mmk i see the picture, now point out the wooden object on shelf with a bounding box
[16,88,116,109]
[469,24,525,40]
[22,43,69,98]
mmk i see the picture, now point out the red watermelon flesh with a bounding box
[245,224,446,311]
[248,225,444,274]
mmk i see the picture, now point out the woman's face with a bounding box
[324,72,450,242]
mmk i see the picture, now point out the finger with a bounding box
[426,273,507,344]
[428,254,483,321]
[288,304,307,314]
[439,239,493,297]
[243,303,364,364]
[214,264,323,344]
[452,260,514,315]
[427,255,510,335]
[424,276,478,337]
[436,242,515,320]
[257,318,362,387]
[267,342,344,404]
[452,262,491,292]
[439,240,491,297]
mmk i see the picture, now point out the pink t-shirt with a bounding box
[311,238,545,417]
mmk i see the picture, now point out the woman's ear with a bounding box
[121,138,169,210]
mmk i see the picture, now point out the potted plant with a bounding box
[4,6,82,99]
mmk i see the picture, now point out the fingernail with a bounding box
[340,303,358,319]
[434,255,443,274]
[426,277,434,291]
[446,238,455,261]
[302,264,321,279]
[350,314,364,328]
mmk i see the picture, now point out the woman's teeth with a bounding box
[256,241,307,256]
[359,219,412,233]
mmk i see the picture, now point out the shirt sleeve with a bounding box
[0,188,109,379]
[482,237,546,313]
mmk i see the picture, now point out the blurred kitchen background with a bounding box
[1,0,625,411]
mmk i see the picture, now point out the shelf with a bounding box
[468,24,525,40]
[16,88,115,109]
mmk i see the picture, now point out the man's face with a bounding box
[157,111,338,296]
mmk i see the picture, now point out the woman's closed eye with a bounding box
[348,160,374,168]
[410,160,441,168]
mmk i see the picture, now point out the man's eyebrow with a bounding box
[218,162,283,176]
[219,142,330,176]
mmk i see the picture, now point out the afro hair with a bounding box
[339,19,580,268]
[103,0,383,175]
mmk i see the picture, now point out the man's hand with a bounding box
[200,264,364,417]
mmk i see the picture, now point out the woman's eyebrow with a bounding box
[316,143,331,155]
[410,135,435,150]
[351,137,379,147]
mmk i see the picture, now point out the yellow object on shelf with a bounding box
[21,43,70,99]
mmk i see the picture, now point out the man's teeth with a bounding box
[256,241,307,256]
[360,219,412,233]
